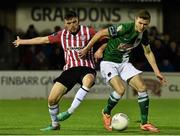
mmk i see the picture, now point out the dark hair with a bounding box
[64,10,78,20]
[136,9,151,21]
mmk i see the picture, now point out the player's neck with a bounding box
[71,25,80,36]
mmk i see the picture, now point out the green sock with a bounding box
[138,92,149,124]
[103,91,121,115]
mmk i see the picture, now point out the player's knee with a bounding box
[82,74,95,88]
[116,87,125,96]
[137,84,147,92]
[48,97,58,106]
[87,74,95,81]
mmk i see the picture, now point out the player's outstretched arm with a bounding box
[12,36,50,47]
[142,44,167,85]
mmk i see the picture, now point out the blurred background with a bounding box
[0,0,180,99]
[0,0,180,71]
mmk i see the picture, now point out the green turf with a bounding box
[0,99,180,135]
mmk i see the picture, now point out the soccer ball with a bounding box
[111,113,129,131]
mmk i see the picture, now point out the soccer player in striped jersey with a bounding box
[79,9,167,132]
[13,11,105,131]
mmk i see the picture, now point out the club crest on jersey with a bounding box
[80,35,86,41]
[134,38,141,47]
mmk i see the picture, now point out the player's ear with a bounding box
[76,17,79,24]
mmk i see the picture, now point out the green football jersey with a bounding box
[103,22,149,63]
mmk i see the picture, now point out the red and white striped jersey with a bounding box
[48,25,96,71]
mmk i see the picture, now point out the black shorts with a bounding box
[54,66,96,92]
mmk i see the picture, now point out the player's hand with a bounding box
[155,72,167,86]
[78,47,88,59]
[12,36,21,47]
[94,49,103,62]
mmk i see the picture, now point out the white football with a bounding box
[111,113,129,131]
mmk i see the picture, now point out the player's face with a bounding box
[64,17,79,33]
[135,17,150,32]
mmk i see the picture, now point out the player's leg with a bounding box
[120,62,159,132]
[41,82,67,131]
[104,76,125,115]
[103,75,125,131]
[58,67,96,121]
[129,75,149,124]
[129,74,159,132]
[121,62,148,125]
[100,61,125,131]
[69,73,95,112]
[58,73,95,121]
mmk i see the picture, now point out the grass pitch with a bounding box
[0,99,180,135]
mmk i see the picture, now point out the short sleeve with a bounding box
[89,27,96,38]
[48,31,62,45]
[108,24,125,38]
[141,30,149,46]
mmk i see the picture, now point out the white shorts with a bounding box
[100,61,142,83]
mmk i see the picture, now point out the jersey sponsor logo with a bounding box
[117,43,134,52]
[67,46,83,52]
[117,32,143,52]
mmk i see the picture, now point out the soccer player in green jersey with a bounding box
[79,9,167,132]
